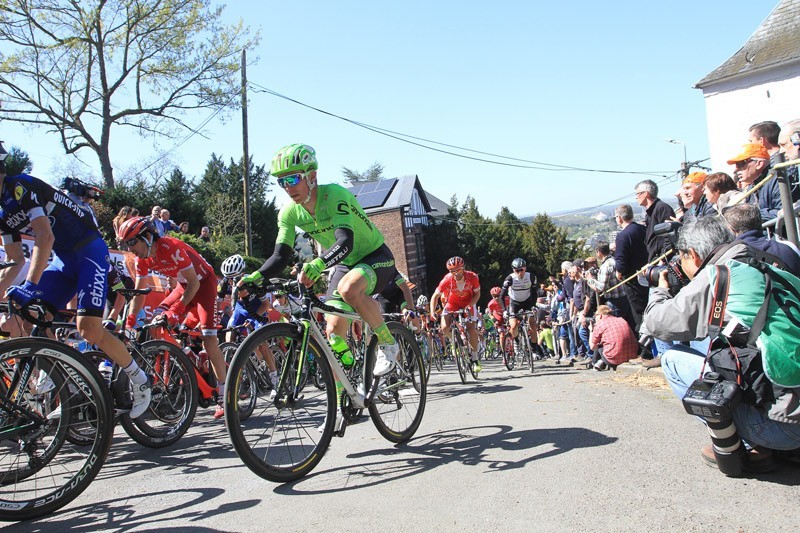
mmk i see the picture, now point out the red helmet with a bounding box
[490,287,502,297]
[446,256,464,271]
[117,216,154,242]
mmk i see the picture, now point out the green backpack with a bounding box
[708,257,800,388]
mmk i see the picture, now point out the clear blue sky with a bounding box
[0,1,779,219]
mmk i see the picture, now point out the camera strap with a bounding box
[707,264,730,341]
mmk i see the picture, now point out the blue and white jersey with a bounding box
[0,173,102,252]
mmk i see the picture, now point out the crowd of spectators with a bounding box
[112,204,209,243]
[533,118,800,375]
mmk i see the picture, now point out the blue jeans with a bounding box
[578,324,593,356]
[662,345,800,451]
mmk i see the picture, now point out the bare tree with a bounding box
[342,161,385,184]
[0,0,258,188]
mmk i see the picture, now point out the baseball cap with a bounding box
[682,171,707,185]
[726,143,770,165]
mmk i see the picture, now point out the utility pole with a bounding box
[241,49,253,256]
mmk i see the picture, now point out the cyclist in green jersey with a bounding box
[241,144,400,381]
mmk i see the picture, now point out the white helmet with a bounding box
[221,254,246,278]
[416,295,429,307]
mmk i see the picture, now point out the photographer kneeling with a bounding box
[641,217,800,474]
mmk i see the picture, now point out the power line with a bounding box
[247,82,674,177]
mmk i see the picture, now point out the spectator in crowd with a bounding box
[586,241,634,331]
[569,264,591,362]
[680,172,715,223]
[559,260,577,359]
[589,305,638,371]
[728,143,781,222]
[199,226,211,242]
[179,221,190,234]
[635,179,676,361]
[722,203,800,276]
[642,216,800,473]
[748,120,783,167]
[156,208,179,236]
[778,119,800,203]
[635,179,675,263]
[113,206,135,235]
[613,204,649,335]
[703,172,739,214]
[538,321,555,358]
[778,119,800,161]
[150,205,161,220]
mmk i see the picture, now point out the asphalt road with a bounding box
[7,357,799,532]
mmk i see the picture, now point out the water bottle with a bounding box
[198,350,209,372]
[98,359,113,388]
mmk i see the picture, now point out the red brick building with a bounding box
[348,175,444,295]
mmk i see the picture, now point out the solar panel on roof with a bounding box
[350,178,397,209]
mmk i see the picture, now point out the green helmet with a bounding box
[270,144,318,177]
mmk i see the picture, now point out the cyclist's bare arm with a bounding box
[27,216,55,284]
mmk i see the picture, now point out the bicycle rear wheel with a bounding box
[221,342,257,421]
[225,322,336,483]
[119,340,198,448]
[365,322,427,443]
[418,335,432,382]
[0,338,113,522]
[526,339,536,374]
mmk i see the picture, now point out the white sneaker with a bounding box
[373,343,399,377]
[36,370,55,395]
[129,378,152,418]
[317,413,345,433]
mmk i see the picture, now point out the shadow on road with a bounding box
[13,488,261,532]
[274,424,617,495]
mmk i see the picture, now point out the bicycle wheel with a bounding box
[0,338,113,522]
[365,322,427,443]
[452,332,468,384]
[119,340,198,448]
[225,322,336,483]
[418,335,432,382]
[221,342,258,420]
[526,338,536,374]
[503,336,516,371]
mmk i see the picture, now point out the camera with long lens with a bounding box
[60,176,103,200]
[643,221,690,296]
[682,372,745,477]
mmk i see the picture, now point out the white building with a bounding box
[695,0,800,172]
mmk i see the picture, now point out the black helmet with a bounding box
[511,258,526,269]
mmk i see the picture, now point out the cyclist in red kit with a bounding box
[117,216,228,420]
[429,256,482,372]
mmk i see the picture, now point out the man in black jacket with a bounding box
[613,203,648,333]
[635,179,676,262]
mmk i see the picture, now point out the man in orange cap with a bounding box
[681,171,714,223]
[727,143,781,222]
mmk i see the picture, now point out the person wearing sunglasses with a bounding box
[117,215,227,419]
[239,143,401,391]
[498,257,541,359]
[0,141,152,417]
[429,256,483,373]
[726,142,782,222]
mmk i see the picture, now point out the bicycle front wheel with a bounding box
[504,336,515,371]
[365,322,427,443]
[120,340,198,448]
[221,342,257,421]
[0,338,113,522]
[453,333,469,384]
[225,322,336,483]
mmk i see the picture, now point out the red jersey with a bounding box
[135,236,214,283]
[437,270,480,311]
[486,296,508,322]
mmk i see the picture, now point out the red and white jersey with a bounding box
[486,296,508,321]
[135,236,214,283]
[437,270,480,311]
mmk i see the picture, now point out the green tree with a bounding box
[160,168,200,231]
[342,161,384,184]
[522,213,581,276]
[0,0,258,188]
[2,145,33,176]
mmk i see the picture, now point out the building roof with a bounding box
[348,175,432,214]
[424,190,451,221]
[696,0,800,88]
